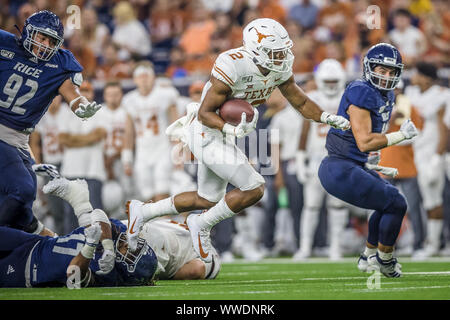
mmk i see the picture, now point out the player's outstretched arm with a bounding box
[348,105,418,152]
[278,76,350,130]
[58,78,102,119]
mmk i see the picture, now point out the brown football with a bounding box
[219,99,254,126]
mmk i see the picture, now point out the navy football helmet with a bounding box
[115,232,158,286]
[363,43,404,91]
[20,10,64,61]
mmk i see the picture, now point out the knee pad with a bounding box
[385,192,407,216]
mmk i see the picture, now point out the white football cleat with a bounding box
[292,249,311,261]
[411,245,439,261]
[125,200,144,252]
[367,254,402,278]
[357,253,369,272]
[186,213,212,263]
[43,178,91,213]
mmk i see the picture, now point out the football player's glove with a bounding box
[32,163,61,180]
[320,112,351,131]
[223,108,259,139]
[74,100,102,119]
[399,119,418,139]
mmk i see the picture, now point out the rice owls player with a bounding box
[293,59,351,260]
[405,63,449,259]
[125,18,350,257]
[121,62,179,202]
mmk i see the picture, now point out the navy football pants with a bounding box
[0,140,37,230]
[319,156,407,246]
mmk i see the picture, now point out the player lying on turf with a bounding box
[125,18,350,262]
[318,43,419,278]
[38,167,220,281]
[0,10,102,236]
[0,201,157,288]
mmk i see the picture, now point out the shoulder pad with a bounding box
[345,80,378,110]
[54,48,83,73]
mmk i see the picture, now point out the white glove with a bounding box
[399,119,418,139]
[365,163,398,178]
[222,109,259,139]
[367,151,381,166]
[32,163,61,180]
[295,151,308,183]
[96,249,115,275]
[74,101,102,119]
[321,112,351,131]
[84,223,102,247]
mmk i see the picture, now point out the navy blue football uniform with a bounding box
[0,219,155,287]
[0,28,82,231]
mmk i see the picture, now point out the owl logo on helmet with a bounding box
[363,43,404,91]
[243,18,294,73]
[20,10,64,62]
[314,59,346,97]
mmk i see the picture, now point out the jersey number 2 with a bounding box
[0,73,38,115]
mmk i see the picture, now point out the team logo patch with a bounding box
[0,49,15,59]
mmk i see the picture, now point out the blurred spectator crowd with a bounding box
[0,0,449,261]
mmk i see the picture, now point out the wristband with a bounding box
[81,243,96,259]
[101,239,114,252]
[386,131,405,146]
[222,123,236,136]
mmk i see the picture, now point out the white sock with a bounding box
[328,207,348,252]
[197,197,235,230]
[427,218,443,251]
[377,249,393,261]
[142,196,179,222]
[364,247,377,257]
[300,207,319,253]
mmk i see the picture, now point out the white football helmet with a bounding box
[101,180,124,213]
[314,59,346,97]
[243,18,294,73]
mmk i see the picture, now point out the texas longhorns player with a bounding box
[126,18,350,260]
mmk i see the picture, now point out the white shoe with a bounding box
[329,250,343,261]
[367,254,402,278]
[357,253,369,272]
[186,213,212,263]
[43,178,91,212]
[125,200,144,251]
[220,251,235,263]
[292,249,311,261]
[412,245,439,261]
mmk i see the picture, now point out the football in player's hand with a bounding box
[219,99,254,126]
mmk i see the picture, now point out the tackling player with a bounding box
[126,18,350,261]
[0,11,102,235]
[318,43,419,277]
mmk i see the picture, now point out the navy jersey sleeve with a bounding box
[55,48,83,87]
[344,81,378,113]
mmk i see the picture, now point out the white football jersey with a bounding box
[99,105,128,157]
[201,47,293,107]
[34,103,71,164]
[305,90,343,161]
[120,219,197,280]
[405,85,449,159]
[270,105,303,161]
[123,81,179,163]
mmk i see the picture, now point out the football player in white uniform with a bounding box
[126,18,350,259]
[405,63,449,259]
[293,59,352,261]
[98,81,131,218]
[121,62,179,202]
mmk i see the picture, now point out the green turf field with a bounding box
[1,257,449,300]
